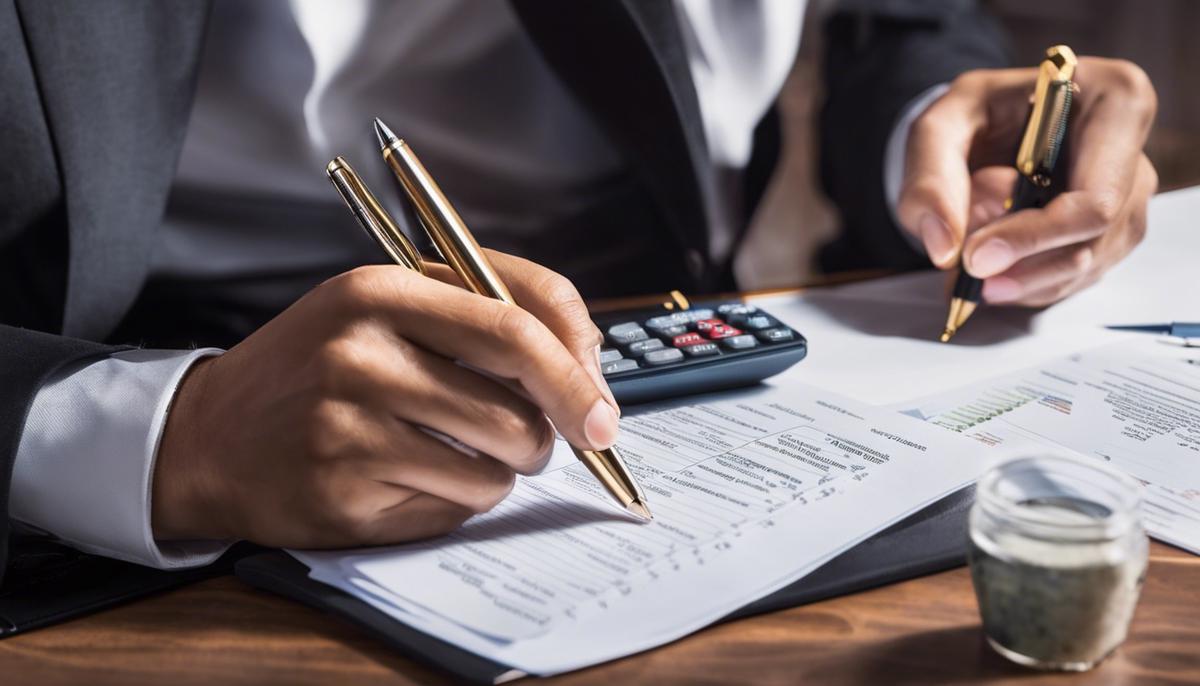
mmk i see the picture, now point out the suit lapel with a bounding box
[16,0,209,339]
[511,0,714,283]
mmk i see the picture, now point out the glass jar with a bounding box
[968,455,1148,671]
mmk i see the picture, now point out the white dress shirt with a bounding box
[11,0,934,568]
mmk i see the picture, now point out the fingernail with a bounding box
[983,276,1022,303]
[584,399,619,450]
[919,213,955,267]
[589,345,620,416]
[968,239,1014,277]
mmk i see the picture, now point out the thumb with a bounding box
[895,96,981,269]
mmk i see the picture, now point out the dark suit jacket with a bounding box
[0,0,1007,590]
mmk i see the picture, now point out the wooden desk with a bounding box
[4,282,1200,685]
[2,542,1195,685]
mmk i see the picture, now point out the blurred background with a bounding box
[736,0,1200,289]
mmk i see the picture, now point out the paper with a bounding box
[286,189,1200,676]
[893,339,1200,554]
[747,187,1200,406]
[292,382,989,675]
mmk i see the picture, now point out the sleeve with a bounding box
[0,326,124,586]
[817,0,1011,273]
[884,83,952,254]
[9,347,232,570]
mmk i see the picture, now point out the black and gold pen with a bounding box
[940,45,1078,342]
[372,117,653,521]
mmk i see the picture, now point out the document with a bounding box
[748,188,1200,407]
[894,339,1200,554]
[292,382,988,676]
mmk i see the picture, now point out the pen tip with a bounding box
[940,329,954,343]
[627,501,653,522]
[373,117,398,149]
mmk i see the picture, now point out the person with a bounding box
[0,0,1156,586]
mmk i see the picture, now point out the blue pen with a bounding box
[1107,322,1200,338]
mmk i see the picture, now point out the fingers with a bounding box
[980,155,1155,307]
[424,252,618,412]
[362,420,518,514]
[980,240,1096,304]
[483,251,618,413]
[363,492,478,545]
[897,87,983,267]
[962,59,1157,282]
[361,340,556,473]
[286,419,483,548]
[966,167,1017,232]
[299,409,511,547]
[962,190,1113,278]
[338,490,477,548]
[1065,59,1157,204]
[482,251,602,354]
[335,267,618,451]
[965,153,1156,282]
[901,57,1156,296]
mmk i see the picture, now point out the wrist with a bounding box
[152,356,231,541]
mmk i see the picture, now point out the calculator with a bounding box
[593,301,807,405]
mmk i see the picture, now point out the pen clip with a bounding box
[327,156,426,273]
[1015,45,1078,187]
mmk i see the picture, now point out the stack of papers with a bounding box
[286,185,1200,677]
[292,383,991,676]
[893,339,1200,554]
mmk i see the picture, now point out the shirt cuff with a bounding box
[10,347,232,569]
[883,83,952,255]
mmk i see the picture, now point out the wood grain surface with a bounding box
[2,542,1195,685]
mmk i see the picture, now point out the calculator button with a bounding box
[756,327,795,343]
[601,358,640,375]
[718,303,758,316]
[607,322,648,345]
[672,332,705,347]
[682,342,720,357]
[646,309,715,331]
[705,324,743,340]
[643,348,685,366]
[657,324,688,337]
[645,313,690,331]
[599,348,624,364]
[729,314,778,330]
[626,338,665,357]
[722,334,759,350]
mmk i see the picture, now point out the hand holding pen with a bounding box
[326,121,651,520]
[894,49,1158,333]
[148,173,624,550]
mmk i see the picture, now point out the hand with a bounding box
[151,251,618,548]
[898,57,1158,306]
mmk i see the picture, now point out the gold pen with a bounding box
[326,156,425,273]
[940,45,1078,342]
[372,117,653,521]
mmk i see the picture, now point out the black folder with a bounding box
[234,486,976,684]
[0,541,257,637]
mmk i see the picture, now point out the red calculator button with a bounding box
[706,325,743,340]
[695,318,724,333]
[672,332,704,347]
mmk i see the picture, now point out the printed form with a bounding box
[293,382,988,675]
[895,339,1200,554]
